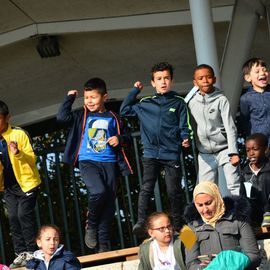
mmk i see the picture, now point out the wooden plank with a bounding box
[78,247,139,264]
[8,247,139,269]
[256,226,270,237]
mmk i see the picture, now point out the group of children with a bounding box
[0,56,269,269]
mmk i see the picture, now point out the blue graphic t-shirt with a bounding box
[79,111,117,162]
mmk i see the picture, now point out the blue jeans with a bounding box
[79,160,117,244]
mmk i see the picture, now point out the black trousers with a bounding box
[4,184,38,254]
[79,160,117,244]
[137,157,184,229]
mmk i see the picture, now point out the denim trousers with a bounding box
[79,160,117,244]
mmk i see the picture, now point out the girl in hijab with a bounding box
[184,181,261,270]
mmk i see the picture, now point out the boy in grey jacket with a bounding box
[187,64,240,195]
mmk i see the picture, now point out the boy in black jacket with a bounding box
[120,62,191,235]
[240,133,270,227]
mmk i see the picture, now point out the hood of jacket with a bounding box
[33,244,64,261]
[191,87,224,104]
[184,196,252,225]
[242,157,270,174]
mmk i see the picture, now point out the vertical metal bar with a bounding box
[154,179,162,212]
[180,152,190,203]
[35,202,41,229]
[124,176,137,246]
[132,133,143,186]
[55,153,71,249]
[115,198,124,248]
[69,167,85,254]
[41,155,55,223]
[191,139,199,175]
[0,215,6,264]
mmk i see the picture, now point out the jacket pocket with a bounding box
[197,231,211,254]
[197,231,210,242]
[219,226,240,248]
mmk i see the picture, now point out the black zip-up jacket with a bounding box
[240,157,270,224]
[120,87,191,161]
[57,94,133,176]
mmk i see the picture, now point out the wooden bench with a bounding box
[78,247,139,267]
[13,246,139,270]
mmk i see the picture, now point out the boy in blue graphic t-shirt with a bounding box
[57,78,132,253]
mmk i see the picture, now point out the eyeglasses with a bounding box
[151,224,173,233]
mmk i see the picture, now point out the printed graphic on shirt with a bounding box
[79,113,117,162]
[87,119,108,153]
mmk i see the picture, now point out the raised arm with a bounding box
[119,82,143,117]
[57,90,78,124]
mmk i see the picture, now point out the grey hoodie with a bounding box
[188,88,238,155]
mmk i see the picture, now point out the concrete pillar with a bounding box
[221,0,265,117]
[189,0,221,87]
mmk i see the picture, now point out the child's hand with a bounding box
[67,90,78,96]
[107,136,119,147]
[9,141,19,155]
[230,154,240,166]
[134,81,143,90]
[182,138,190,148]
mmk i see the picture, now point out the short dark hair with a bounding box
[193,64,215,78]
[246,133,268,148]
[242,57,267,76]
[36,224,61,240]
[151,62,174,80]
[0,100,9,116]
[84,77,107,95]
[146,211,171,230]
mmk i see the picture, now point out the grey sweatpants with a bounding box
[198,148,240,195]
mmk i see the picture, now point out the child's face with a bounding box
[245,139,267,165]
[0,114,9,135]
[193,68,216,95]
[148,216,173,245]
[84,89,108,113]
[244,64,269,92]
[37,228,60,260]
[151,70,173,94]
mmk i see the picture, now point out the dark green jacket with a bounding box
[138,237,186,270]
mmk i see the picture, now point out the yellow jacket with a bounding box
[0,124,41,192]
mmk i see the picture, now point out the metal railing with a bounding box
[0,131,198,264]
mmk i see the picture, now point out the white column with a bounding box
[189,0,221,87]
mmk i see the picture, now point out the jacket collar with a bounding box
[184,196,252,226]
[243,157,270,174]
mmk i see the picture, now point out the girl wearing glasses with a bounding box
[138,212,186,270]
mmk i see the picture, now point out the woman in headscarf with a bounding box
[184,181,261,270]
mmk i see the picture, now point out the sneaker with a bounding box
[262,212,270,227]
[9,252,34,268]
[85,226,97,249]
[132,221,146,237]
